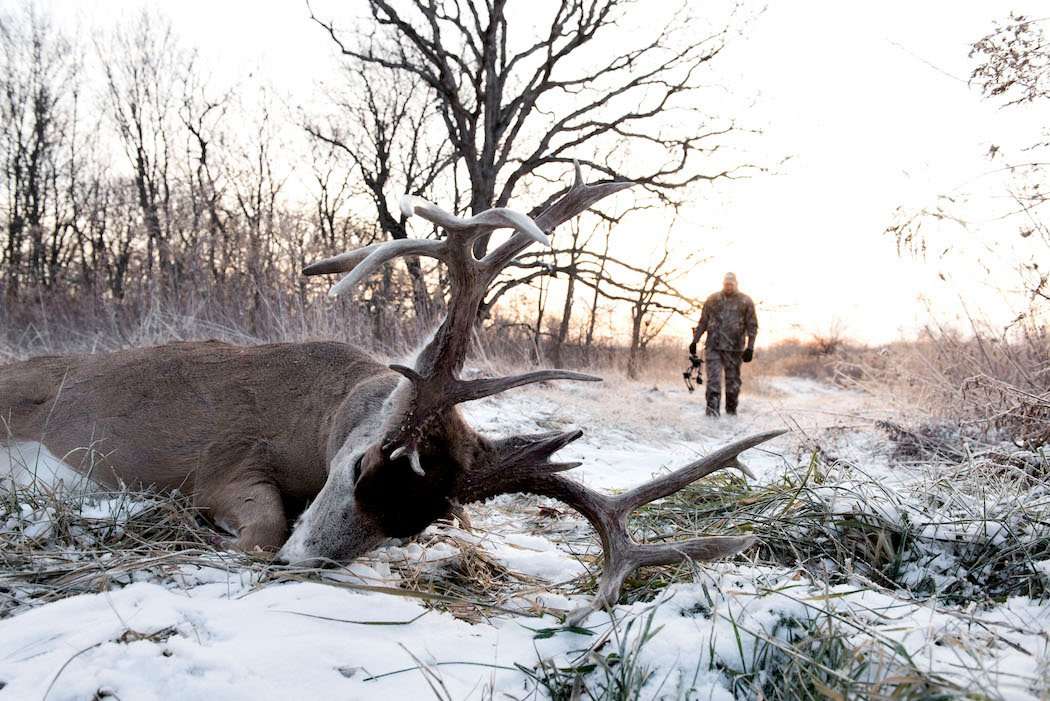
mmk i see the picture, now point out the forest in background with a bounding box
[0,2,755,378]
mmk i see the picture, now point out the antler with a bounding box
[459,429,787,624]
[303,164,776,619]
[304,163,632,473]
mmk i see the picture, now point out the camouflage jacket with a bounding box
[692,291,758,352]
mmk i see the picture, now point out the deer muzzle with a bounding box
[275,466,388,567]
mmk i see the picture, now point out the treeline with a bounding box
[2,2,747,374]
[0,9,379,336]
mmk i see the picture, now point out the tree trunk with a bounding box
[627,303,644,380]
[553,263,576,367]
[531,271,550,365]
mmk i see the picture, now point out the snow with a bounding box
[1,440,101,495]
[1,377,1048,699]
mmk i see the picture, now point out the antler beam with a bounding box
[389,365,602,404]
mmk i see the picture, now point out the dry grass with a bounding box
[676,448,1048,603]
[0,284,429,364]
[0,482,241,615]
[0,478,564,624]
[857,322,1050,448]
[0,287,690,387]
[0,281,878,399]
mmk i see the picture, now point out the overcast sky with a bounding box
[22,0,1046,344]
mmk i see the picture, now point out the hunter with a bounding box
[689,272,758,417]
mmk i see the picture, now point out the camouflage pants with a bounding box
[705,349,742,416]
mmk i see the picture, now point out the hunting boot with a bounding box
[725,392,739,416]
[705,390,720,417]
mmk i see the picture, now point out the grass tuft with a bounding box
[628,444,1050,605]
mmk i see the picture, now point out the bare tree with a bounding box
[890,14,1050,307]
[97,10,187,292]
[306,64,455,322]
[224,92,291,333]
[487,226,701,376]
[623,240,700,378]
[551,218,586,366]
[536,215,618,366]
[310,0,752,258]
[95,181,138,298]
[66,114,123,296]
[0,4,79,298]
[970,14,1050,305]
[179,71,233,286]
[971,13,1050,108]
[583,222,613,355]
[308,139,356,254]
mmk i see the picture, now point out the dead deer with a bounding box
[0,164,783,616]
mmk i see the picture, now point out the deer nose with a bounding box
[273,553,329,569]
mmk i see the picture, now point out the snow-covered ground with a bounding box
[1,377,1047,700]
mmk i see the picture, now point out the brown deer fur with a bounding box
[0,340,477,553]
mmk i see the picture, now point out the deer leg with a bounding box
[195,476,288,554]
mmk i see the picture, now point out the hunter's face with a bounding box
[723,279,737,295]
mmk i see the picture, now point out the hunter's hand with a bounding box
[688,342,697,356]
[743,348,754,363]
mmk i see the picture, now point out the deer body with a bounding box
[0,340,421,551]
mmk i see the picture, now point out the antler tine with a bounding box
[303,248,378,276]
[401,196,551,248]
[389,365,602,404]
[613,429,786,513]
[481,161,634,281]
[304,238,449,298]
[454,370,602,403]
[456,429,586,504]
[462,429,786,624]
